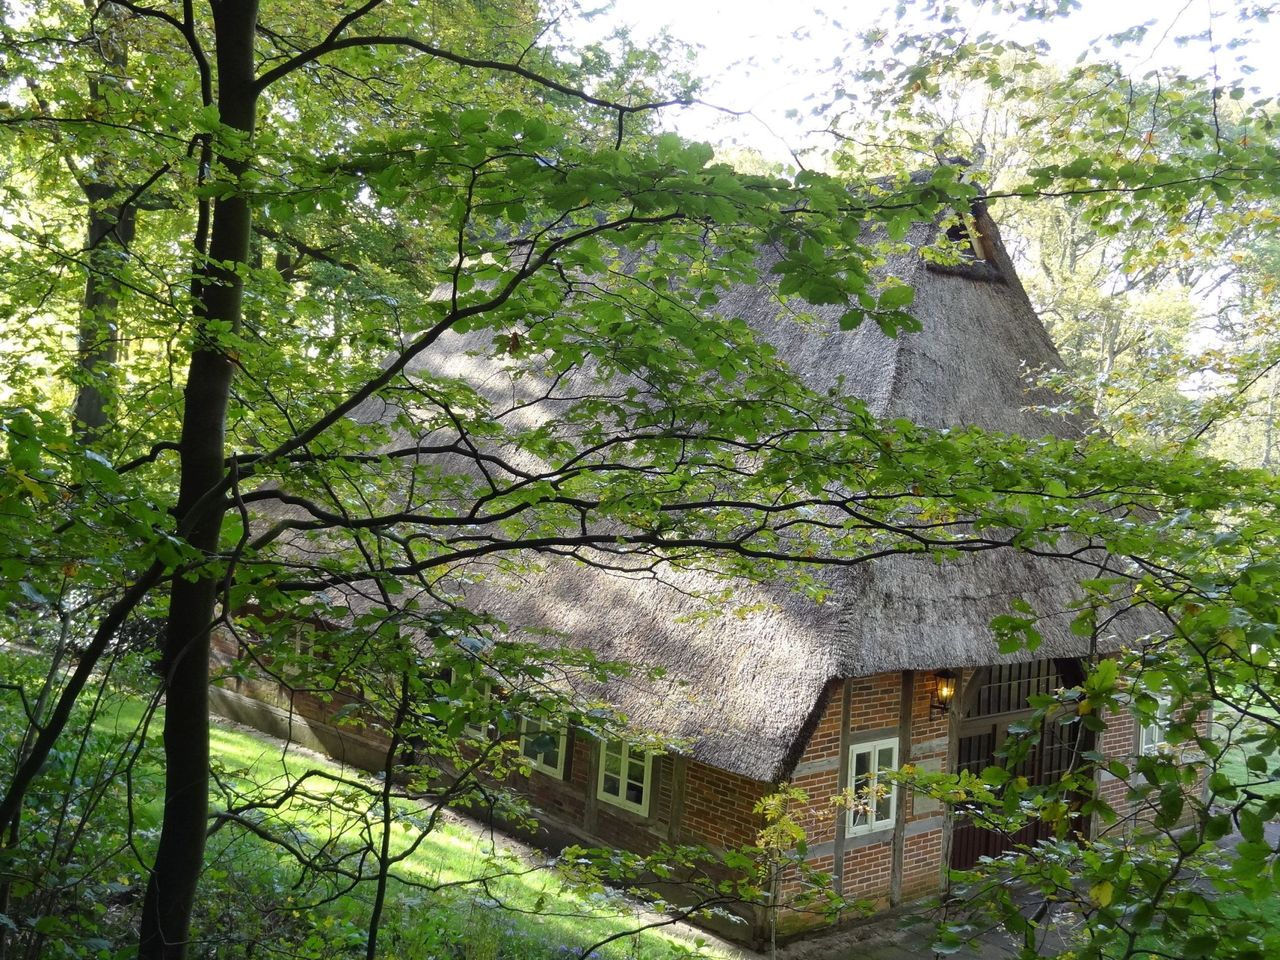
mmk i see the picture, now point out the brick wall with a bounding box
[841,838,894,901]
[217,630,772,861]
[906,671,951,826]
[779,671,951,924]
[901,827,944,898]
[513,744,771,857]
[1094,700,1208,837]
[788,676,902,847]
[1095,703,1138,829]
[211,627,380,745]
[509,732,591,825]
[680,760,769,850]
[212,631,957,943]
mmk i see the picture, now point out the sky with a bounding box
[562,0,1280,162]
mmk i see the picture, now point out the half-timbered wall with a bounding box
[1094,699,1210,836]
[212,633,1207,946]
[779,671,950,926]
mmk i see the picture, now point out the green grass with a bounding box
[1211,701,1280,809]
[2,658,735,960]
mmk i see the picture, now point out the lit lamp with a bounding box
[932,670,957,716]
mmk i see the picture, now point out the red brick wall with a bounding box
[798,683,844,762]
[1095,704,1137,829]
[789,676,903,847]
[901,828,944,898]
[1094,700,1208,836]
[780,672,952,921]
[213,629,377,735]
[680,760,769,850]
[849,674,903,730]
[899,672,950,899]
[510,733,591,825]
[213,631,954,941]
[905,671,951,826]
[503,736,769,859]
[841,839,894,901]
[217,632,772,859]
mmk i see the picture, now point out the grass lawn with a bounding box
[1212,700,1280,811]
[2,658,737,960]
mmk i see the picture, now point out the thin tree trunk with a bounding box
[73,2,135,435]
[1262,371,1278,468]
[137,3,259,957]
[367,673,413,960]
[73,188,137,433]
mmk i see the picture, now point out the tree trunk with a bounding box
[72,2,136,435]
[137,3,259,957]
[73,187,137,433]
[1263,371,1278,469]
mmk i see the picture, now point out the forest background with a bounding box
[2,2,1280,959]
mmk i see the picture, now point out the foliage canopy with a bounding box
[1,2,1280,959]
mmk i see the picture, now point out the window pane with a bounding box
[603,774,620,796]
[875,792,891,822]
[878,746,895,770]
[626,781,644,805]
[628,760,645,784]
[544,743,560,768]
[854,749,870,780]
[604,750,621,776]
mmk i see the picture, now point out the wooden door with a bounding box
[949,660,1087,871]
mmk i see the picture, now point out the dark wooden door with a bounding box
[950,660,1086,871]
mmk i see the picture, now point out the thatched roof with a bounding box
[279,202,1155,784]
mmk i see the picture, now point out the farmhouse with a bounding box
[212,196,1168,944]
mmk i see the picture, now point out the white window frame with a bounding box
[1139,696,1172,756]
[280,627,315,678]
[446,668,492,739]
[596,740,653,816]
[846,738,899,836]
[519,717,567,779]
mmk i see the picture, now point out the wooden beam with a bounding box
[940,668,977,886]
[583,734,599,834]
[667,755,688,843]
[890,670,914,906]
[831,679,853,894]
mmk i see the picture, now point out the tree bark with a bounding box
[73,2,137,435]
[73,186,137,433]
[137,3,259,957]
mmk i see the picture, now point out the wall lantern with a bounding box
[932,670,957,716]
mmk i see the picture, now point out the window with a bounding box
[924,200,1005,283]
[276,625,318,678]
[446,668,493,740]
[597,741,652,816]
[462,681,491,739]
[520,717,567,779]
[294,628,316,660]
[847,738,898,836]
[944,209,991,262]
[1139,697,1172,755]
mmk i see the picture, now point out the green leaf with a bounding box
[1240,808,1265,844]
[981,765,1010,786]
[1088,880,1114,907]
[877,284,915,310]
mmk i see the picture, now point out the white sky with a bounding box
[564,0,1280,162]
